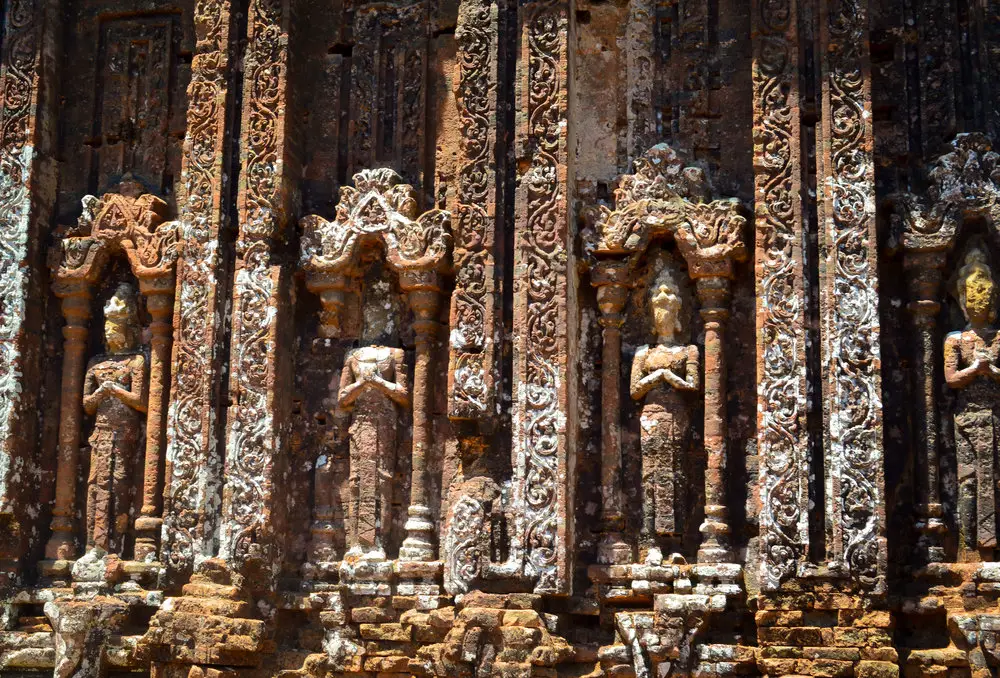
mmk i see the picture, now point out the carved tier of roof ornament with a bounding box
[889,133,1000,254]
[583,143,748,277]
[299,168,452,279]
[51,177,181,293]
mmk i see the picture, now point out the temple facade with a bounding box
[1,1,1000,677]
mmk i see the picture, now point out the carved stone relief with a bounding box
[299,167,451,571]
[46,179,179,565]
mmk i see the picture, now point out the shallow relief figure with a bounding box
[630,264,700,564]
[82,283,148,555]
[945,247,1000,552]
[338,343,410,560]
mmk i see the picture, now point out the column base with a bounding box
[44,523,76,561]
[916,503,946,563]
[598,532,633,565]
[697,508,732,564]
[400,504,435,562]
[134,515,162,562]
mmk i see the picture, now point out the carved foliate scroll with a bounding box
[509,0,574,594]
[0,0,50,532]
[220,0,293,571]
[161,0,236,580]
[752,0,811,591]
[447,0,502,425]
[818,0,885,589]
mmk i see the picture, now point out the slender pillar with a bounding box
[400,274,441,562]
[905,251,946,562]
[160,0,236,581]
[696,276,733,564]
[45,284,93,560]
[592,261,632,565]
[134,285,174,560]
[752,0,810,591]
[818,0,885,587]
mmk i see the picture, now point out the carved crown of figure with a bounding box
[583,144,747,278]
[103,283,141,350]
[955,246,998,325]
[889,133,1000,254]
[300,168,452,278]
[51,176,180,294]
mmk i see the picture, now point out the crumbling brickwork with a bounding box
[2,1,1000,678]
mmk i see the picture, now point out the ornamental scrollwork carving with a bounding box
[300,168,450,280]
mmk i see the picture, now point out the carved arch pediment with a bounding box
[583,144,748,277]
[299,168,452,278]
[888,133,1000,254]
[51,178,180,294]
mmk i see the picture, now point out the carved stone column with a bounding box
[694,276,733,564]
[45,283,93,560]
[592,260,632,565]
[905,252,946,562]
[134,282,175,560]
[401,272,442,562]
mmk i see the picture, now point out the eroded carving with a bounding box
[83,285,148,555]
[338,345,410,559]
[946,247,1000,551]
[630,262,700,564]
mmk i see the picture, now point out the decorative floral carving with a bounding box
[0,0,42,516]
[820,0,884,588]
[52,180,179,287]
[161,0,234,579]
[752,0,810,591]
[584,144,747,276]
[510,0,569,594]
[448,0,501,423]
[443,494,487,595]
[220,0,290,570]
[890,133,1000,254]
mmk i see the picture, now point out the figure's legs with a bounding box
[110,432,135,555]
[956,415,981,552]
[87,433,112,551]
[640,411,661,563]
[353,414,379,554]
[375,428,396,558]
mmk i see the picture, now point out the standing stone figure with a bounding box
[338,345,410,559]
[945,247,1000,551]
[630,266,700,564]
[82,283,148,554]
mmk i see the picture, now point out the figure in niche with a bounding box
[338,343,410,559]
[630,263,700,564]
[82,283,148,554]
[945,246,1000,551]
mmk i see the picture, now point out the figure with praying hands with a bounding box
[82,283,148,554]
[945,246,1000,552]
[338,344,410,560]
[630,264,700,564]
